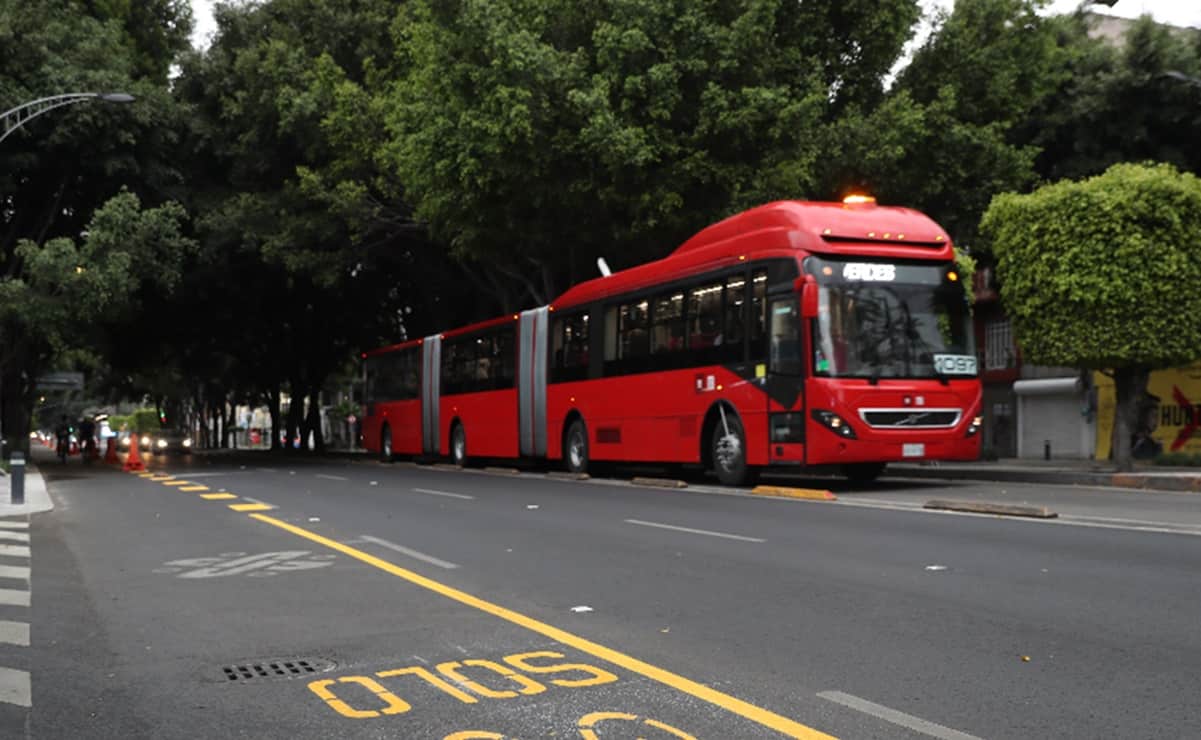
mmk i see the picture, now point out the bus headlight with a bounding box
[812,409,857,439]
[966,415,983,437]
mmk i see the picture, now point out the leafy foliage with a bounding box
[981,163,1201,369]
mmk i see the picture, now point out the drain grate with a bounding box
[221,658,333,682]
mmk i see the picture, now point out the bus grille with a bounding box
[859,409,961,428]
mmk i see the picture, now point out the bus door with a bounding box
[421,334,441,456]
[764,291,807,465]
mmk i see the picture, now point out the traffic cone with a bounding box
[104,437,119,464]
[123,434,145,472]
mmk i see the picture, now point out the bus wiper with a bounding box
[932,366,949,386]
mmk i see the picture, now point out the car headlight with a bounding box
[120,437,131,447]
[141,436,151,446]
[156,439,168,449]
[182,438,192,448]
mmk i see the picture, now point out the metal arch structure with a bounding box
[0,92,134,145]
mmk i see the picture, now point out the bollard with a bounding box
[1044,440,1051,461]
[9,451,24,505]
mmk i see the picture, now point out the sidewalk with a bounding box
[888,458,1201,493]
[0,457,55,516]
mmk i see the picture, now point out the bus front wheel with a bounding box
[712,410,756,486]
[565,419,589,474]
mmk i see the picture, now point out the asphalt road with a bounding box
[11,451,1201,739]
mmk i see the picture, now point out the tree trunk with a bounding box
[1110,365,1151,472]
[285,381,304,452]
[306,387,324,453]
[268,387,282,452]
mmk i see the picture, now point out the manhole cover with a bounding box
[220,658,335,682]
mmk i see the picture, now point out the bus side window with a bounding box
[749,269,768,362]
[620,300,649,360]
[651,291,685,356]
[723,274,746,363]
[687,281,723,365]
[602,306,619,373]
[494,327,515,389]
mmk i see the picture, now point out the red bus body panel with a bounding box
[363,200,980,471]
[441,390,519,459]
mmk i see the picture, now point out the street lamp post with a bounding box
[0,91,133,456]
[0,92,135,145]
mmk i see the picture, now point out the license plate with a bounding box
[902,443,925,458]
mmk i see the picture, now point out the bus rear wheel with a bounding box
[565,419,589,474]
[712,410,756,486]
[842,462,885,484]
[379,425,393,463]
[451,423,467,467]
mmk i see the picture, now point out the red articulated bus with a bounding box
[362,197,982,485]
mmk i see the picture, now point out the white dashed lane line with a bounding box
[411,487,475,500]
[818,690,982,740]
[353,535,460,570]
[624,519,766,543]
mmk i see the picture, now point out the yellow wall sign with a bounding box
[1095,362,1201,460]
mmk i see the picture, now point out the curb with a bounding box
[630,477,688,489]
[923,499,1058,519]
[750,485,837,501]
[888,466,1201,493]
[546,471,590,481]
[484,466,522,475]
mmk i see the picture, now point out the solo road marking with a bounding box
[250,513,830,739]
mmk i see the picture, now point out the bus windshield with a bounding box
[808,257,976,381]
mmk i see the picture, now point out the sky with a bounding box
[188,0,1201,50]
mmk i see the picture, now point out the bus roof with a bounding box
[552,200,953,310]
[366,199,954,355]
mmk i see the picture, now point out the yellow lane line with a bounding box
[200,493,237,500]
[137,472,156,478]
[751,486,837,502]
[179,485,209,492]
[160,480,191,487]
[229,502,273,512]
[148,476,174,482]
[249,513,834,740]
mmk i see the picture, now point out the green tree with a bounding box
[385,0,922,304]
[1029,15,1201,182]
[1,0,193,455]
[980,162,1201,470]
[832,0,1075,248]
[0,192,194,453]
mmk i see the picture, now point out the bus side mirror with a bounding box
[801,280,819,318]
